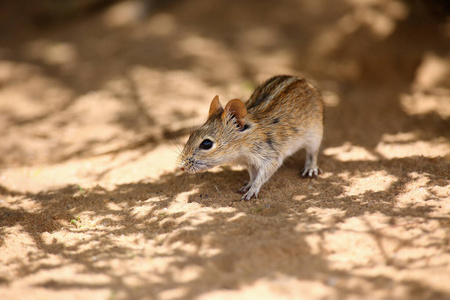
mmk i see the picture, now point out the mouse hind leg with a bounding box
[301,126,323,177]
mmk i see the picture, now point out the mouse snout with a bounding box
[176,155,186,171]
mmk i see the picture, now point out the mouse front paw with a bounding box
[241,185,261,200]
[242,190,258,201]
[301,166,322,177]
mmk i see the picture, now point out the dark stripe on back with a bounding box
[246,75,293,109]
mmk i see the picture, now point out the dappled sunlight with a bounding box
[412,52,450,92]
[294,211,450,296]
[0,60,72,121]
[344,171,397,196]
[197,276,333,300]
[345,0,409,38]
[376,135,449,158]
[1,153,449,298]
[322,90,341,107]
[396,172,448,212]
[102,0,148,28]
[0,0,449,299]
[24,39,78,70]
[324,143,379,161]
[401,92,450,119]
[143,14,177,37]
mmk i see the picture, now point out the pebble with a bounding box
[326,277,337,286]
[101,219,112,226]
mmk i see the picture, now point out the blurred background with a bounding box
[0,0,448,166]
[0,2,449,299]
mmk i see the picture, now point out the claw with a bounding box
[301,167,322,177]
[242,190,258,201]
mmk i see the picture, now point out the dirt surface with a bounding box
[0,0,449,299]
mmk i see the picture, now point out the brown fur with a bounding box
[177,75,324,200]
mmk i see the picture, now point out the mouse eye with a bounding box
[199,139,213,150]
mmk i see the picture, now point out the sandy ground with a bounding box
[0,0,449,299]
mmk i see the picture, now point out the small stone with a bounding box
[101,219,112,226]
[326,277,337,286]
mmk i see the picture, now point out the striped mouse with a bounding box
[177,75,324,200]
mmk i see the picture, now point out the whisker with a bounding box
[164,125,184,153]
[191,97,195,133]
[164,145,181,156]
[171,140,182,155]
[173,136,182,151]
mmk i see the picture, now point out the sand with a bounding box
[0,0,449,299]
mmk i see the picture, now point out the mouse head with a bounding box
[177,95,249,173]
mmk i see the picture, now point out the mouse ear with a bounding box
[208,95,223,118]
[223,99,247,128]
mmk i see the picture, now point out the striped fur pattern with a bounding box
[177,75,324,200]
